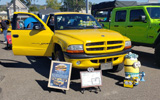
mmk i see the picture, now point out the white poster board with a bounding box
[80,70,102,88]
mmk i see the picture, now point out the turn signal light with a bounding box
[66,50,84,53]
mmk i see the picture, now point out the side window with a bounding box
[16,14,42,30]
[47,15,55,26]
[130,9,145,22]
[115,10,126,22]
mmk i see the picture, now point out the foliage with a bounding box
[29,6,38,11]
[0,5,7,11]
[39,5,46,10]
[61,0,92,12]
[46,0,61,10]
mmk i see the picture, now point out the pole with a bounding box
[13,0,16,12]
[86,0,89,13]
[34,0,35,13]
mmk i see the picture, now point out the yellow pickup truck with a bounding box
[11,12,131,72]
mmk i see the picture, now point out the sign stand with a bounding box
[81,86,101,94]
[80,67,102,94]
[62,90,66,94]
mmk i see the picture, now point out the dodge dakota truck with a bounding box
[11,12,131,72]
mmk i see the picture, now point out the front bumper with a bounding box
[64,49,131,69]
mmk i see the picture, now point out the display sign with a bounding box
[80,70,102,88]
[48,61,72,90]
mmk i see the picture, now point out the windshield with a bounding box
[55,14,102,30]
[147,7,160,19]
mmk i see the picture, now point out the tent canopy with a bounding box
[92,1,138,11]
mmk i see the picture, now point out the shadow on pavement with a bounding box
[36,80,66,94]
[70,81,101,94]
[0,59,33,68]
[26,56,51,78]
[70,81,81,92]
[2,47,11,50]
[132,50,160,69]
[0,57,51,78]
[102,70,124,87]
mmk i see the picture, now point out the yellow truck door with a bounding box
[11,12,53,56]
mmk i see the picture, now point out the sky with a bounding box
[0,0,158,5]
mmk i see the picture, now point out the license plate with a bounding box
[100,62,113,70]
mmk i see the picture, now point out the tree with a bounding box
[29,6,38,12]
[0,5,7,11]
[62,0,86,12]
[46,0,61,10]
[39,5,46,10]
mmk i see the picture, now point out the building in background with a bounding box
[0,11,8,20]
[39,8,60,19]
[7,0,28,20]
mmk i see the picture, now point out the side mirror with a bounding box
[141,15,146,22]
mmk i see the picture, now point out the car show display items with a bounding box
[11,12,131,72]
[6,35,12,49]
[80,67,102,94]
[92,1,160,67]
[124,52,145,87]
[123,79,133,88]
[48,61,72,92]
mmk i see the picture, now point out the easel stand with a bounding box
[62,90,66,94]
[81,86,101,94]
[80,67,102,94]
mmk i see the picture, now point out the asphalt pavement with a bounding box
[0,33,160,100]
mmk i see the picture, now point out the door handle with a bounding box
[127,25,133,27]
[114,25,119,27]
[13,34,19,38]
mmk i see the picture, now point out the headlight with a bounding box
[67,45,84,53]
[125,41,131,49]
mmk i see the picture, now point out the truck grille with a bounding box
[107,41,123,44]
[107,46,122,50]
[91,57,118,63]
[86,42,104,46]
[85,41,124,53]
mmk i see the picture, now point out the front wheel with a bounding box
[110,63,124,72]
[54,50,65,61]
[155,43,160,67]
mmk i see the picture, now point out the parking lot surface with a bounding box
[0,33,160,100]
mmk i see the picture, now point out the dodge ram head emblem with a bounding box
[101,35,105,37]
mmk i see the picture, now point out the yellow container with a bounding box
[124,58,139,74]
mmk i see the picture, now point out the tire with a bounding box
[155,43,160,67]
[54,50,65,61]
[110,63,124,72]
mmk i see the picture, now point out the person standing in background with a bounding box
[0,19,8,44]
[0,19,2,34]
